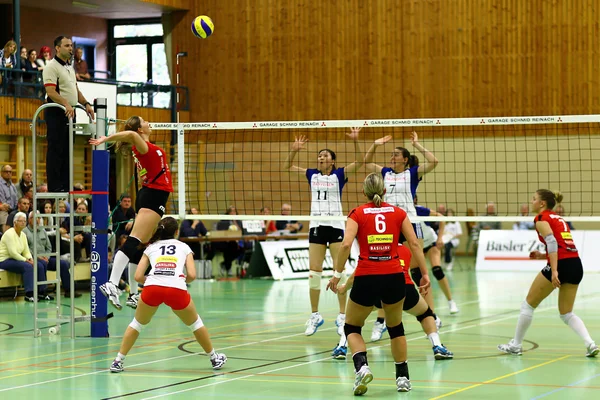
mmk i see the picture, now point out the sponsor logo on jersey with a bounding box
[368,234,394,243]
[363,207,394,214]
[561,232,573,239]
[369,244,391,252]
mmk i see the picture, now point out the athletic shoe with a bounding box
[446,262,454,271]
[331,344,347,359]
[448,300,459,314]
[335,314,346,336]
[99,281,122,310]
[435,315,443,331]
[370,321,387,342]
[353,365,373,396]
[211,352,227,369]
[304,314,324,336]
[433,344,454,360]
[586,343,599,357]
[396,376,412,392]
[126,293,139,309]
[38,294,54,301]
[110,359,123,373]
[498,339,523,355]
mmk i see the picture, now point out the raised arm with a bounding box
[342,127,363,176]
[411,131,438,177]
[283,135,308,174]
[89,130,149,154]
[364,135,392,173]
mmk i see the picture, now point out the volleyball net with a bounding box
[138,114,600,225]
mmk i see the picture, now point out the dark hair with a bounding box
[536,189,563,210]
[148,217,179,244]
[53,35,69,48]
[225,205,237,214]
[115,116,142,153]
[395,147,419,169]
[27,49,36,57]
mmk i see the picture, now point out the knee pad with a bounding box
[308,271,322,290]
[344,323,362,337]
[410,268,422,285]
[121,236,142,259]
[521,301,535,317]
[416,307,435,323]
[189,315,205,332]
[128,318,146,333]
[432,266,445,281]
[560,312,574,325]
[387,322,405,339]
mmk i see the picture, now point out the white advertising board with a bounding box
[476,230,600,271]
[259,240,359,280]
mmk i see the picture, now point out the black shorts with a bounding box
[399,222,423,243]
[423,244,434,254]
[136,186,170,217]
[350,273,406,308]
[373,281,419,311]
[541,257,584,285]
[309,226,344,245]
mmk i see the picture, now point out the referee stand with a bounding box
[30,100,110,338]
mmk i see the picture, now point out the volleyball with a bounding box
[192,16,214,39]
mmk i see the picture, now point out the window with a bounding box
[109,18,171,108]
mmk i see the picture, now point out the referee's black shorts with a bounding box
[350,273,406,308]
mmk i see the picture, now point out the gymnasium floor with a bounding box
[1,262,599,399]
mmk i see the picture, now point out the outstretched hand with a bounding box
[346,127,362,141]
[374,135,392,146]
[410,131,419,146]
[89,137,107,146]
[292,135,308,151]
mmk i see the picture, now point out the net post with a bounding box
[177,124,185,219]
[91,98,110,337]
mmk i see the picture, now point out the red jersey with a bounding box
[132,142,173,192]
[348,202,408,277]
[535,210,578,260]
[397,245,414,285]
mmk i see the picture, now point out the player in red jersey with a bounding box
[90,116,174,310]
[327,173,430,395]
[498,189,598,357]
[337,244,453,361]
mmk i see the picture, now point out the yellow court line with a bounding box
[429,355,571,400]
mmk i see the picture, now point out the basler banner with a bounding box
[475,230,600,271]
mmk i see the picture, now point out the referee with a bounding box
[42,36,94,192]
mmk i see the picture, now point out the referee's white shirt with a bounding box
[42,56,78,106]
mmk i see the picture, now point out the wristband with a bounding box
[333,271,342,279]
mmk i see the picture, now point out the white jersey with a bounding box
[306,168,346,230]
[381,166,420,217]
[143,238,193,291]
[422,223,438,248]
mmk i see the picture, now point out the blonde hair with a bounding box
[3,40,16,54]
[363,173,385,207]
[115,116,142,154]
[536,189,563,210]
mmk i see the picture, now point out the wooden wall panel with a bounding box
[0,97,46,137]
[140,0,190,9]
[168,0,599,122]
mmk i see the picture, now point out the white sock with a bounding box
[207,349,216,358]
[109,251,130,285]
[514,301,535,346]
[338,334,347,347]
[117,352,126,361]
[128,263,139,294]
[564,314,594,347]
[427,332,442,347]
[312,312,320,317]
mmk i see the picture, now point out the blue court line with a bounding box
[530,372,600,399]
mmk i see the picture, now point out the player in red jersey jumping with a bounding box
[90,116,174,310]
[498,189,598,357]
[328,173,430,395]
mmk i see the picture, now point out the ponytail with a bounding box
[372,193,382,207]
[148,217,179,244]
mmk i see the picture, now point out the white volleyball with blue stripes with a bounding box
[192,16,214,39]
